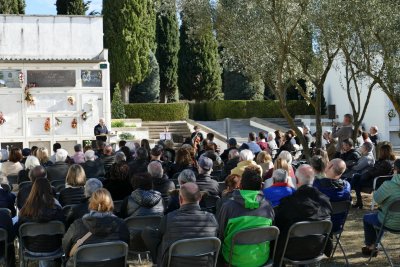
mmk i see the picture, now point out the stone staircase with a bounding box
[142,121,191,146]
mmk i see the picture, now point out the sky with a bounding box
[25,0,102,15]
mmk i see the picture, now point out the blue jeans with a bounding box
[24,249,62,267]
[363,213,383,246]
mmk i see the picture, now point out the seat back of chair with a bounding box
[200,195,220,214]
[73,241,128,267]
[6,175,18,185]
[167,237,221,267]
[0,228,7,263]
[19,221,65,240]
[0,208,11,217]
[124,215,162,229]
[230,226,279,267]
[62,205,77,217]
[330,201,351,233]
[0,184,11,192]
[373,175,392,190]
[18,181,32,190]
[50,179,66,192]
[113,200,123,215]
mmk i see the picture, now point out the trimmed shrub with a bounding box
[125,103,189,121]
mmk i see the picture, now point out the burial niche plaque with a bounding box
[0,70,21,88]
[81,70,102,87]
[27,70,76,87]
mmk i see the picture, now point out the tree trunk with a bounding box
[386,93,400,117]
[160,89,167,103]
[314,85,323,149]
[121,85,131,104]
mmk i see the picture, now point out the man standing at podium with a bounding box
[94,118,109,142]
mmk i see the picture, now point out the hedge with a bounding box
[125,103,189,121]
[125,100,314,121]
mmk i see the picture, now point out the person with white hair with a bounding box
[303,125,312,148]
[17,156,40,184]
[267,132,278,158]
[82,150,105,179]
[277,151,296,179]
[274,164,332,263]
[94,117,110,142]
[230,149,262,177]
[148,161,175,207]
[45,148,70,182]
[65,178,103,229]
[263,169,296,207]
[369,126,380,146]
[165,169,197,214]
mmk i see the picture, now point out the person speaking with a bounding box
[94,118,109,142]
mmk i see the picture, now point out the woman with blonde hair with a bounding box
[256,151,273,176]
[264,158,296,188]
[59,164,86,206]
[62,188,129,266]
[36,147,53,167]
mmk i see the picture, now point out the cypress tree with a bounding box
[130,52,160,103]
[223,69,265,100]
[111,83,126,119]
[156,1,180,103]
[0,0,24,14]
[103,0,156,103]
[56,0,88,15]
[178,2,223,102]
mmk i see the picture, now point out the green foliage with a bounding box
[111,83,126,119]
[56,0,88,15]
[223,70,264,100]
[103,0,156,99]
[119,132,135,141]
[0,0,25,14]
[190,100,314,120]
[111,120,125,128]
[125,103,190,121]
[130,52,160,103]
[178,2,223,101]
[156,1,180,103]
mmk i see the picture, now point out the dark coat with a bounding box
[62,213,129,266]
[17,169,30,184]
[0,187,16,217]
[59,187,85,206]
[339,149,360,169]
[103,179,133,201]
[121,189,164,218]
[222,157,239,178]
[17,205,65,253]
[360,159,394,187]
[196,174,220,196]
[46,162,70,181]
[274,185,332,262]
[277,141,295,157]
[101,154,115,174]
[152,175,175,208]
[82,159,105,178]
[157,203,218,267]
[128,159,149,177]
[0,210,15,264]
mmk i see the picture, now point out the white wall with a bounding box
[324,56,394,143]
[0,15,104,60]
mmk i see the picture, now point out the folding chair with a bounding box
[0,228,7,266]
[18,181,32,190]
[73,241,128,267]
[0,209,11,217]
[229,226,279,267]
[370,175,392,210]
[167,237,221,267]
[124,215,162,263]
[0,184,11,192]
[330,201,351,267]
[50,179,66,193]
[367,198,400,266]
[218,182,226,193]
[113,200,123,215]
[280,220,332,267]
[62,205,77,217]
[18,221,65,267]
[200,195,220,214]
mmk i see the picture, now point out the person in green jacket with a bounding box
[362,159,400,256]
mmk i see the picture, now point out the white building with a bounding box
[0,15,111,154]
[324,56,399,146]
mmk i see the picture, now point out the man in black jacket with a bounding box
[338,139,360,169]
[81,150,105,178]
[142,183,218,266]
[148,161,175,208]
[274,164,332,264]
[46,149,70,181]
[196,156,220,196]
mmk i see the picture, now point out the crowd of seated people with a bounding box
[0,118,399,267]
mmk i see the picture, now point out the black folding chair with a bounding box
[113,200,123,216]
[62,205,77,217]
[18,181,32,190]
[50,179,66,193]
[73,241,128,267]
[0,184,11,192]
[0,208,11,217]
[367,198,400,266]
[18,221,65,267]
[229,226,279,267]
[124,215,162,263]
[370,175,392,210]
[330,201,351,266]
[200,195,220,214]
[6,175,18,186]
[0,228,7,266]
[280,220,332,267]
[167,237,221,267]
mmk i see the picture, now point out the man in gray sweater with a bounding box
[332,114,354,154]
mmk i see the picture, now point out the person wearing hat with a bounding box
[221,138,238,163]
[196,156,220,196]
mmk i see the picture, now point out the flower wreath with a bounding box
[0,112,5,126]
[81,112,88,121]
[44,117,51,132]
[67,96,75,106]
[25,83,36,105]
